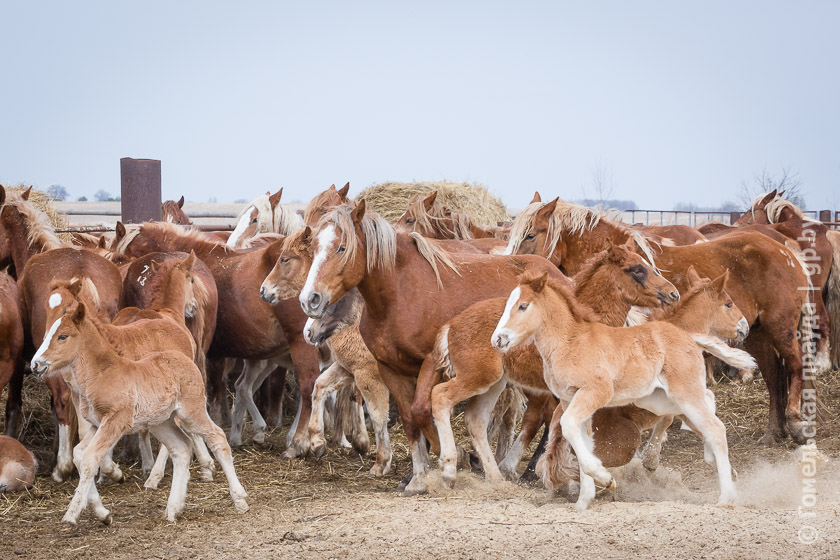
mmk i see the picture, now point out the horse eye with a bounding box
[406,219,415,225]
[251,218,258,224]
[726,302,733,309]
[58,335,68,341]
[518,302,529,311]
[337,245,346,254]
[280,257,290,264]
[525,234,536,241]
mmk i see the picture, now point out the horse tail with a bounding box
[691,334,757,372]
[535,437,579,491]
[433,325,454,379]
[825,230,840,369]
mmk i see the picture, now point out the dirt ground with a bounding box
[2,371,839,559]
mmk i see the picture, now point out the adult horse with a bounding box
[227,188,304,248]
[395,191,496,240]
[735,190,840,369]
[0,186,124,481]
[108,221,319,457]
[162,196,192,225]
[0,273,24,437]
[504,198,814,445]
[287,200,570,495]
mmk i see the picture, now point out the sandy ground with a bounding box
[2,373,839,559]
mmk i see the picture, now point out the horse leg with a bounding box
[3,359,23,438]
[191,434,216,482]
[519,397,556,482]
[176,406,248,514]
[351,360,392,476]
[464,379,508,485]
[284,338,320,459]
[144,444,169,490]
[499,391,550,480]
[265,366,286,429]
[63,417,126,525]
[348,385,370,455]
[641,415,674,471]
[230,359,270,446]
[559,387,613,489]
[206,358,232,427]
[492,387,521,463]
[46,375,76,482]
[410,357,444,457]
[149,420,193,521]
[138,430,155,475]
[744,331,787,444]
[308,362,354,458]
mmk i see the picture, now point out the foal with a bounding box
[491,271,738,508]
[31,300,248,524]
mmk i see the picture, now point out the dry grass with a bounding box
[4,183,72,243]
[357,181,510,227]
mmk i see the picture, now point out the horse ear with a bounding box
[98,235,108,249]
[527,271,549,293]
[351,199,367,226]
[177,195,185,208]
[338,182,350,201]
[711,269,730,295]
[423,191,438,211]
[21,186,32,200]
[150,260,160,273]
[530,191,542,204]
[115,221,126,240]
[686,265,703,287]
[536,198,558,222]
[760,190,777,206]
[328,184,336,192]
[67,279,83,296]
[777,190,786,199]
[72,301,86,324]
[269,188,283,209]
[300,225,312,244]
[182,250,197,271]
[605,239,620,261]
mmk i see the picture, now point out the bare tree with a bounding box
[46,184,69,201]
[583,161,614,207]
[737,166,807,209]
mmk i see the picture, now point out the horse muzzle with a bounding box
[736,317,750,340]
[657,287,680,306]
[491,332,512,352]
[260,285,278,305]
[300,291,329,319]
[31,359,50,377]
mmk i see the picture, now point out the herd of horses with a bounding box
[0,183,837,522]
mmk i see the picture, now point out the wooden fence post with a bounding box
[120,157,161,223]
[819,209,831,223]
[729,211,741,224]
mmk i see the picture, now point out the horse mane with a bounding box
[764,196,816,223]
[408,232,461,288]
[649,279,709,321]
[318,204,397,272]
[507,200,660,270]
[569,248,611,290]
[246,193,304,236]
[239,232,285,249]
[404,194,475,240]
[539,274,601,323]
[304,188,348,226]
[1,191,63,251]
[113,222,232,257]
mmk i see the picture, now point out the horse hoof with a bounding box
[441,474,456,489]
[368,465,384,477]
[281,448,299,461]
[252,431,266,445]
[757,431,785,446]
[311,444,326,459]
[396,472,413,491]
[234,500,250,514]
[101,513,113,526]
[403,485,428,497]
[199,471,214,483]
[143,482,159,491]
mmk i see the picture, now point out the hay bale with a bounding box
[357,181,509,227]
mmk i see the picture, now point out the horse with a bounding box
[291,200,570,495]
[491,270,742,509]
[0,435,36,492]
[227,188,304,248]
[304,183,351,226]
[504,197,814,445]
[426,240,683,487]
[30,298,248,524]
[0,273,24,438]
[734,190,840,369]
[0,185,124,481]
[162,196,192,225]
[261,228,393,475]
[108,221,319,457]
[395,191,496,240]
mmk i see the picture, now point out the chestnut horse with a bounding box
[734,190,840,369]
[395,191,496,240]
[108,221,319,458]
[291,200,570,495]
[505,198,814,445]
[0,435,36,492]
[227,188,304,248]
[0,273,24,437]
[492,271,742,509]
[0,186,124,481]
[426,240,682,487]
[31,299,248,524]
[162,196,192,225]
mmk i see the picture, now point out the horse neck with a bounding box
[532,289,576,358]
[561,223,631,276]
[662,291,711,334]
[151,273,187,321]
[573,267,630,327]
[777,207,797,222]
[354,235,411,320]
[10,236,36,274]
[467,220,492,239]
[71,316,127,389]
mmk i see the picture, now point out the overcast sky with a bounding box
[1,1,838,210]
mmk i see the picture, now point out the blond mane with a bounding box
[506,200,660,271]
[403,194,475,240]
[245,193,304,236]
[1,191,63,251]
[112,222,231,257]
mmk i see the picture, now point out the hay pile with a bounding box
[357,181,509,227]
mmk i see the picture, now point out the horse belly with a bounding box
[633,388,681,416]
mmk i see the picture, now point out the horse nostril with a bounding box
[670,290,680,301]
[260,286,266,297]
[309,292,322,308]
